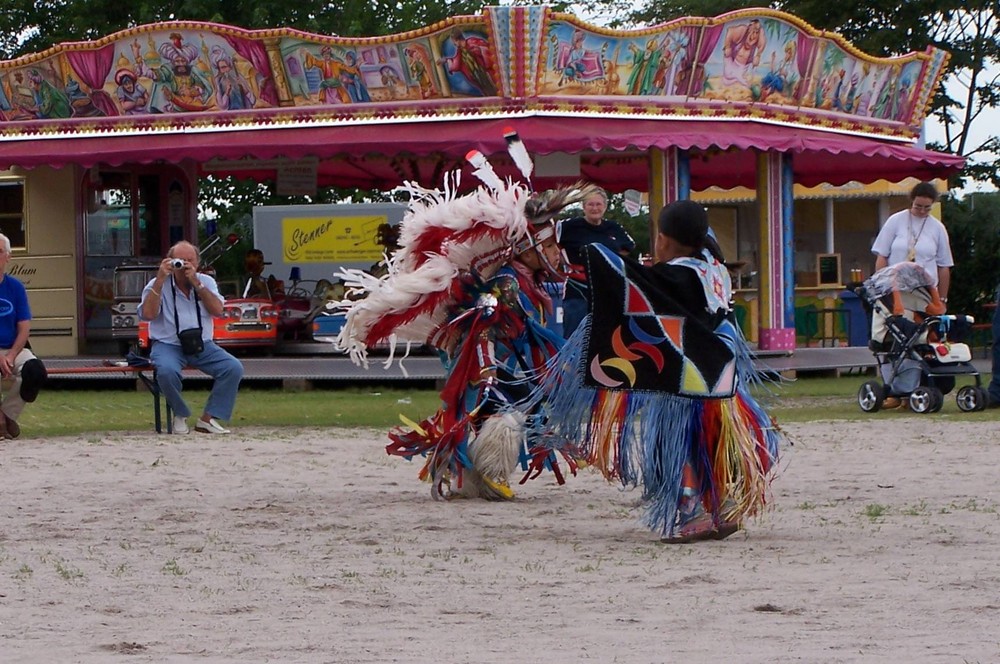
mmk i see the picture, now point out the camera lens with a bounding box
[171,258,184,269]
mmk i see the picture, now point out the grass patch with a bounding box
[21,385,443,437]
[753,373,997,423]
[20,373,997,438]
[863,503,889,520]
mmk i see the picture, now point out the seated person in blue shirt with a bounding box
[557,188,635,337]
[139,241,244,434]
[0,233,47,439]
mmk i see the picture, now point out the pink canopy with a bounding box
[0,113,962,191]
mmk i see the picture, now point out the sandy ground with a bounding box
[1,419,998,664]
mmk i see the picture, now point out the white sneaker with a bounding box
[172,416,189,435]
[195,417,231,434]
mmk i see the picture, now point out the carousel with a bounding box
[0,6,962,355]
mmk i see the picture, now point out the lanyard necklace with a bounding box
[906,212,928,262]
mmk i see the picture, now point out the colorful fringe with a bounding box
[528,317,782,537]
[385,267,569,496]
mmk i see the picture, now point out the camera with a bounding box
[170,258,185,269]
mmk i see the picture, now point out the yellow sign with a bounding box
[281,215,386,263]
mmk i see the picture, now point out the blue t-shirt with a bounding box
[0,274,31,348]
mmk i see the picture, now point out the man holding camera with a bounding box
[139,241,243,434]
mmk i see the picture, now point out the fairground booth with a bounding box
[0,6,962,356]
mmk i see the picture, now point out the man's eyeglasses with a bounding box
[911,203,933,211]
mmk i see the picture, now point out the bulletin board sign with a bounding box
[817,253,842,286]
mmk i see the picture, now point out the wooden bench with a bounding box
[44,363,177,433]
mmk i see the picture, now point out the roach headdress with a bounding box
[335,130,593,366]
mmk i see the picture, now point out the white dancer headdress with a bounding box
[335,133,597,367]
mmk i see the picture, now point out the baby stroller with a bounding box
[855,262,987,413]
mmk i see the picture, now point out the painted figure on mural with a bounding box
[813,68,840,110]
[64,77,105,117]
[626,39,661,95]
[842,71,860,113]
[0,72,38,120]
[721,19,766,90]
[892,75,913,122]
[379,65,404,99]
[0,81,12,120]
[339,51,371,103]
[760,40,798,102]
[301,45,350,104]
[404,45,438,99]
[831,69,848,111]
[131,35,213,113]
[438,28,498,97]
[852,64,874,116]
[114,69,149,115]
[553,28,604,88]
[658,31,689,96]
[26,69,72,119]
[561,30,588,85]
[210,46,256,110]
[870,64,901,120]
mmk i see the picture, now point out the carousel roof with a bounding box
[0,6,962,190]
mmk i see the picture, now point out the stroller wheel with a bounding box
[909,386,942,414]
[857,380,884,412]
[956,385,987,412]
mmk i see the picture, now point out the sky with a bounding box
[923,64,1000,196]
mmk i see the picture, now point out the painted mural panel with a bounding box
[0,28,278,120]
[281,39,419,104]
[696,17,808,103]
[538,12,939,132]
[0,8,948,139]
[541,22,699,97]
[279,25,497,105]
[799,42,923,122]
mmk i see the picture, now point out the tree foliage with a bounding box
[942,193,1000,317]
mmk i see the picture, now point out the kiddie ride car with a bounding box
[138,293,281,353]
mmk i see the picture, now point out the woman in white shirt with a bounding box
[871,181,954,303]
[871,182,954,410]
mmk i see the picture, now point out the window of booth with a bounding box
[86,172,134,256]
[85,171,171,258]
[0,177,26,250]
[81,165,189,352]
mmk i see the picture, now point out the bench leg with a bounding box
[137,371,166,434]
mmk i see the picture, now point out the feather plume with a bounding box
[503,126,534,184]
[465,150,505,192]
[335,171,531,367]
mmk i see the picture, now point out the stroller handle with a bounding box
[929,313,974,325]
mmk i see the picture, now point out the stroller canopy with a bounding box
[862,262,936,302]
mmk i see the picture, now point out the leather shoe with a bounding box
[882,396,901,409]
[195,417,231,434]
